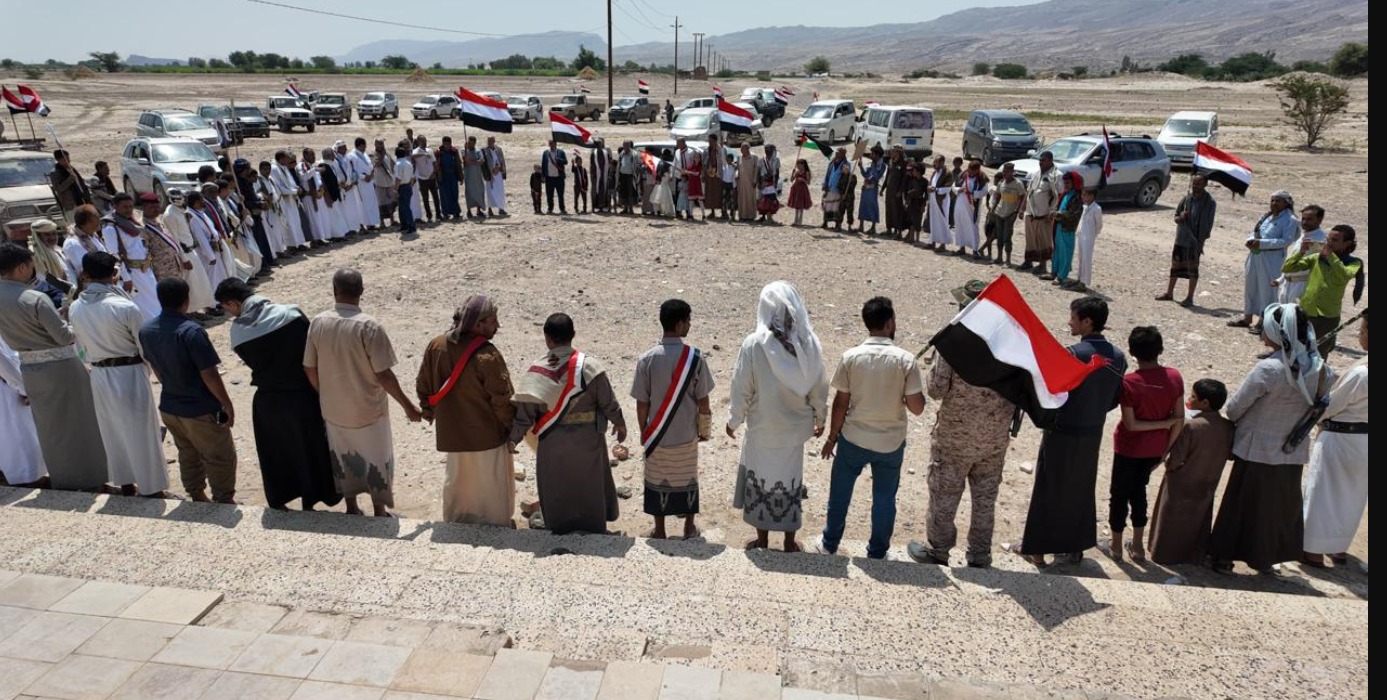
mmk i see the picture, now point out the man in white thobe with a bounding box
[253,164,288,256]
[63,206,110,284]
[162,190,216,313]
[100,193,159,320]
[927,158,953,248]
[333,141,365,233]
[68,251,170,497]
[484,137,508,217]
[188,192,229,292]
[270,152,308,249]
[952,161,989,257]
[350,138,382,229]
[297,148,326,243]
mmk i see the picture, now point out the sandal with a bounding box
[1155,294,1174,301]
[1126,541,1146,563]
[1005,542,1047,567]
[1226,318,1252,328]
[1179,298,1194,308]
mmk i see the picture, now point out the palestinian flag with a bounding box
[1,86,24,114]
[1097,126,1114,188]
[549,111,593,147]
[711,84,723,98]
[1194,141,1252,196]
[456,87,513,133]
[796,132,832,158]
[638,79,650,95]
[16,85,50,116]
[284,83,303,99]
[716,98,755,134]
[929,275,1108,427]
[772,88,789,105]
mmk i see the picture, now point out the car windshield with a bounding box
[271,98,297,108]
[892,111,932,129]
[164,115,209,132]
[735,103,758,114]
[508,97,530,105]
[802,105,834,119]
[319,95,345,105]
[363,93,385,101]
[991,117,1032,135]
[203,106,231,118]
[1041,139,1094,163]
[616,99,638,108]
[419,96,438,105]
[1163,118,1210,137]
[233,106,262,118]
[152,142,217,164]
[0,158,52,188]
[674,113,709,129]
[562,96,580,104]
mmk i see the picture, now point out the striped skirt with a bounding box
[643,439,700,516]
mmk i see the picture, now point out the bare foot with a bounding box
[1155,293,1174,301]
[646,529,668,540]
[683,527,701,540]
[783,540,803,553]
[744,538,768,550]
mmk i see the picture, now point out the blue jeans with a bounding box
[397,184,415,233]
[821,436,905,559]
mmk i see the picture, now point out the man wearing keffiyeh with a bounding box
[415,294,519,526]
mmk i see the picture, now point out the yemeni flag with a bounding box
[549,111,593,147]
[797,132,832,158]
[284,83,303,99]
[1097,126,1115,188]
[929,275,1108,427]
[579,84,592,94]
[772,88,790,105]
[638,79,650,95]
[1194,141,1253,196]
[711,84,723,98]
[457,87,514,133]
[2,86,24,114]
[16,85,50,116]
[716,98,755,134]
[779,85,795,96]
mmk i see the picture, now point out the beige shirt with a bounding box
[829,337,924,453]
[1024,167,1059,217]
[304,303,398,428]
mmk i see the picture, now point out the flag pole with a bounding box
[24,110,38,143]
[5,110,18,141]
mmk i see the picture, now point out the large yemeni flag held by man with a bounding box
[929,275,1107,426]
[549,112,593,147]
[457,87,514,133]
[1194,141,1253,196]
[716,98,755,133]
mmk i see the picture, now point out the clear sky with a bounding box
[2,0,1039,63]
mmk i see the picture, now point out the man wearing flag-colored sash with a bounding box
[631,299,714,539]
[510,313,627,535]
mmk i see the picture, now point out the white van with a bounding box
[1157,111,1219,166]
[794,99,856,143]
[856,105,935,158]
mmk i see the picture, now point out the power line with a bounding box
[634,0,674,19]
[241,0,599,38]
[612,0,663,33]
[623,0,660,28]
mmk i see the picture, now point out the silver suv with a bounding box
[1007,133,1171,208]
[136,109,222,150]
[357,92,399,120]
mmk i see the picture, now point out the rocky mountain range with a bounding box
[338,0,1367,73]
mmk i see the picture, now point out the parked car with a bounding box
[119,137,220,206]
[265,95,315,132]
[734,101,772,129]
[1007,133,1171,208]
[411,94,460,120]
[794,99,856,143]
[672,96,716,119]
[550,94,604,121]
[196,104,271,141]
[1157,111,1219,166]
[609,97,660,124]
[507,94,544,123]
[738,88,784,124]
[357,92,399,120]
[312,93,352,124]
[0,148,64,240]
[136,110,222,150]
[477,91,504,103]
[669,107,763,147]
[857,105,935,158]
[961,109,1038,166]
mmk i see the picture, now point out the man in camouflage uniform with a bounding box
[908,281,1017,568]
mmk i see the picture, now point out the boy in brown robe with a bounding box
[1147,379,1235,565]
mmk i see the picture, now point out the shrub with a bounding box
[1215,52,1286,82]
[992,63,1027,80]
[971,62,990,76]
[1329,42,1368,78]
[23,67,43,80]
[804,56,830,74]
[1071,66,1088,78]
[1157,54,1209,76]
[1272,74,1351,149]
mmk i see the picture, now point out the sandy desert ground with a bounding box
[7,71,1369,586]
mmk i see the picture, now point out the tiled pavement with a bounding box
[0,488,1368,699]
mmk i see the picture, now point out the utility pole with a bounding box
[692,33,704,70]
[671,16,682,95]
[606,0,613,109]
[705,43,713,73]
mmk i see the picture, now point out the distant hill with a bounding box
[126,55,183,67]
[341,0,1365,74]
[338,32,607,68]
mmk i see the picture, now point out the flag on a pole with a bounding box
[456,87,515,133]
[579,84,591,94]
[285,83,303,99]
[637,79,650,95]
[1,86,25,114]
[16,85,50,116]
[715,98,755,134]
[772,88,790,105]
[929,275,1108,427]
[796,132,832,159]
[779,85,795,96]
[639,149,660,175]
[1097,126,1114,188]
[1194,141,1253,196]
[549,111,593,147]
[711,84,723,98]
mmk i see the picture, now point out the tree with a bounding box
[258,53,289,70]
[187,57,207,68]
[992,63,1027,79]
[1216,52,1285,81]
[622,59,641,70]
[1329,42,1368,78]
[1291,60,1328,74]
[88,51,123,73]
[227,51,259,71]
[45,58,61,68]
[971,62,990,76]
[804,56,830,74]
[571,45,605,72]
[364,60,377,69]
[1071,66,1088,77]
[310,55,336,70]
[1272,74,1350,149]
[431,62,445,70]
[715,68,734,79]
[23,67,43,80]
[380,54,412,70]
[0,59,15,69]
[532,56,563,71]
[492,53,532,70]
[208,58,229,69]
[290,58,306,70]
[1157,53,1208,76]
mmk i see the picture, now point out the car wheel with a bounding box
[846,126,854,142]
[346,112,352,123]
[278,117,288,132]
[962,141,970,158]
[307,123,315,133]
[828,129,836,144]
[122,176,137,197]
[982,146,993,166]
[1135,178,1163,208]
[629,114,637,125]
[153,181,167,208]
[430,109,438,119]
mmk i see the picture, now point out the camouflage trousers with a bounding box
[925,444,1006,559]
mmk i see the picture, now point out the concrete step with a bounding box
[0,486,1367,699]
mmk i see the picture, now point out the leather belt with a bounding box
[1321,420,1368,434]
[93,356,143,368]
[124,259,152,272]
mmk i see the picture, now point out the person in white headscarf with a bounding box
[727,281,829,552]
[1229,190,1298,332]
[1211,302,1333,575]
[162,189,216,314]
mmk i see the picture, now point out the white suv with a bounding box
[1008,133,1172,208]
[794,99,856,143]
[119,137,219,206]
